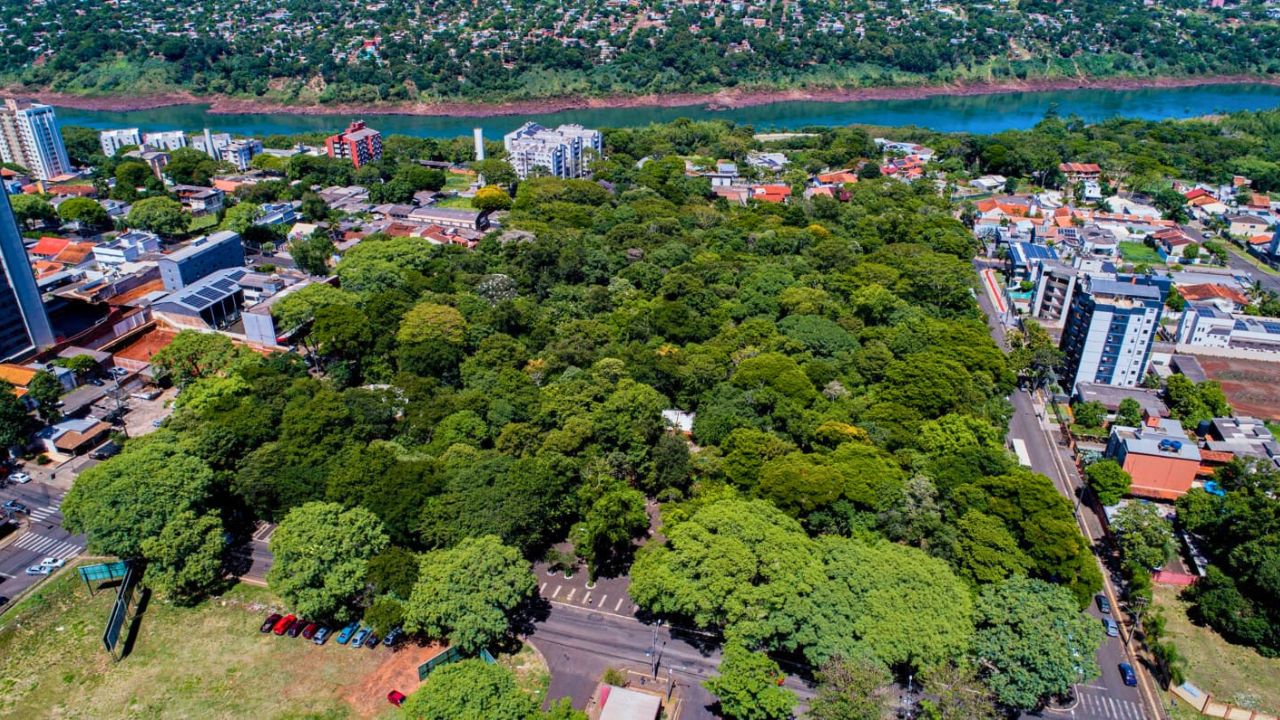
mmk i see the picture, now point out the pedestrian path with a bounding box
[12,532,82,560]
[540,577,640,616]
[28,500,62,523]
[1069,692,1146,720]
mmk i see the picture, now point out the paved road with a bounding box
[974,268,1161,720]
[0,481,85,606]
[1223,245,1280,295]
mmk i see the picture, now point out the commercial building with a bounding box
[502,122,602,180]
[1176,303,1280,354]
[406,206,491,231]
[99,128,142,157]
[0,99,71,180]
[325,121,382,168]
[1059,275,1165,388]
[151,267,248,331]
[158,230,245,291]
[0,187,55,360]
[142,130,188,151]
[1105,416,1201,500]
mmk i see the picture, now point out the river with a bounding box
[53,83,1280,139]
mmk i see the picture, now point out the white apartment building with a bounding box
[0,99,71,180]
[1176,303,1280,354]
[143,130,189,151]
[502,122,602,180]
[99,128,142,157]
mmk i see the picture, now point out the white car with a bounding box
[39,558,65,570]
[8,472,31,484]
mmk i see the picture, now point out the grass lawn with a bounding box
[1153,584,1280,713]
[0,568,391,719]
[188,213,219,233]
[432,196,474,209]
[443,174,473,192]
[1118,241,1165,265]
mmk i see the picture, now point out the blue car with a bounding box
[312,627,331,645]
[335,622,359,645]
[1119,662,1138,687]
[351,626,371,648]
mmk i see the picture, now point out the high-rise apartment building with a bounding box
[1059,275,1165,389]
[142,130,188,151]
[99,128,142,157]
[0,186,54,360]
[0,99,71,180]
[325,121,382,168]
[502,122,602,180]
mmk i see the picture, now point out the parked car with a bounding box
[110,368,129,378]
[89,441,121,460]
[365,632,379,648]
[260,613,282,633]
[1096,594,1111,614]
[87,377,104,386]
[387,690,407,707]
[351,627,371,648]
[286,619,306,638]
[335,622,359,645]
[24,565,51,576]
[272,614,297,635]
[152,419,164,428]
[0,596,9,607]
[3,500,28,513]
[382,627,404,647]
[1103,618,1119,637]
[312,627,331,645]
[8,472,30,484]
[301,622,319,640]
[1119,662,1138,687]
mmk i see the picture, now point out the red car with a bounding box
[301,622,319,640]
[387,690,407,707]
[260,613,282,633]
[272,614,297,635]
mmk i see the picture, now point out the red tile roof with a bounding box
[1178,283,1249,306]
[29,236,70,257]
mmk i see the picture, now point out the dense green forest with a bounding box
[53,120,1114,715]
[4,0,1280,103]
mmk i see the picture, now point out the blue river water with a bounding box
[53,83,1280,139]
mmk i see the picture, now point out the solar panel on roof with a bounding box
[196,287,226,302]
[1264,323,1280,334]
[179,295,204,307]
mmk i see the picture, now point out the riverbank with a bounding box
[11,73,1280,118]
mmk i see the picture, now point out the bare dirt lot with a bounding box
[1193,355,1280,420]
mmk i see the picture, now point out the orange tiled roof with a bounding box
[29,236,69,257]
[816,170,858,184]
[1248,233,1273,246]
[31,259,64,279]
[47,184,95,197]
[53,242,95,265]
[1200,449,1236,463]
[1178,283,1249,306]
[0,364,37,387]
[1184,188,1211,201]
[1059,162,1101,173]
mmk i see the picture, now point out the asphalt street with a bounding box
[0,480,85,607]
[1223,246,1280,295]
[976,280,1159,720]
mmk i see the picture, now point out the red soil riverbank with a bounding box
[8,74,1280,118]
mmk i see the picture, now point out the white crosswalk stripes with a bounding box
[1074,692,1146,720]
[29,505,60,522]
[13,532,83,560]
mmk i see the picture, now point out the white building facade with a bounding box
[0,99,71,180]
[99,128,142,157]
[502,122,602,180]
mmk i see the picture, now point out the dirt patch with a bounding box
[1193,355,1280,420]
[341,641,447,717]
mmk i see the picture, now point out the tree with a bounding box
[0,380,33,452]
[1071,400,1106,429]
[115,161,153,192]
[57,197,111,231]
[267,502,389,621]
[363,595,405,636]
[570,485,649,578]
[809,656,894,720]
[472,185,513,212]
[917,663,1000,720]
[165,147,223,186]
[62,438,216,558]
[704,643,797,720]
[472,159,517,187]
[139,510,224,604]
[53,354,98,379]
[938,510,1031,586]
[299,192,329,222]
[25,370,63,423]
[288,230,335,276]
[403,535,536,653]
[400,658,540,720]
[1084,460,1132,506]
[127,196,189,237]
[8,193,57,228]
[219,201,261,234]
[1154,188,1189,223]
[1116,398,1144,428]
[151,331,250,386]
[1111,502,1175,570]
[397,301,469,375]
[365,545,421,599]
[973,576,1103,710]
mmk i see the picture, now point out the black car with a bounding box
[365,632,379,648]
[286,619,307,638]
[382,627,404,647]
[1096,594,1111,614]
[0,596,9,606]
[2,500,28,514]
[260,613,282,633]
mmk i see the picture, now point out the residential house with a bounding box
[92,230,161,267]
[745,152,788,173]
[1105,416,1201,500]
[1059,162,1102,183]
[750,185,791,204]
[1227,214,1271,238]
[172,185,225,216]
